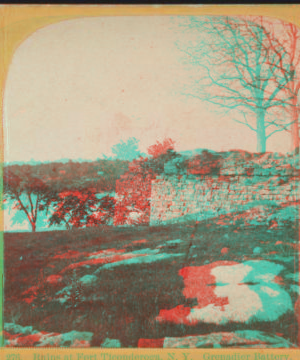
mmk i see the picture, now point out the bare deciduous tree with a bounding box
[178,16,295,153]
[274,21,300,153]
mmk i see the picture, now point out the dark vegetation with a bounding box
[3,159,129,231]
[3,137,180,231]
[4,145,299,232]
[4,159,129,193]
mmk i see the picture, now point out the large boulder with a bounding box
[163,330,296,348]
[4,323,33,335]
[101,338,122,348]
[79,275,98,286]
[4,323,94,347]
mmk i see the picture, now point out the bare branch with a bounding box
[267,121,294,138]
[233,118,256,132]
[15,192,34,226]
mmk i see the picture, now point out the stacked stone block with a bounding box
[113,152,300,226]
[149,174,299,226]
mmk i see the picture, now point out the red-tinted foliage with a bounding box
[147,138,175,158]
[50,190,115,229]
[114,170,155,226]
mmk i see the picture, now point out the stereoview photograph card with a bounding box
[2,7,300,351]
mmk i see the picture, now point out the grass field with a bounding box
[4,218,299,347]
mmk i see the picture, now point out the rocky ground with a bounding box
[4,207,299,348]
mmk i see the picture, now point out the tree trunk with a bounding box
[60,216,71,230]
[31,222,36,232]
[291,97,300,154]
[291,118,299,155]
[256,108,266,153]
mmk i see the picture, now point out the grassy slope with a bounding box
[4,220,299,347]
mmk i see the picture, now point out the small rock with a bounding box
[58,331,94,347]
[101,338,121,348]
[38,330,93,347]
[163,330,295,348]
[79,275,98,286]
[253,247,262,255]
[4,323,33,335]
[4,324,93,347]
[166,239,182,245]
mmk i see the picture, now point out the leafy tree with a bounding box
[48,189,115,230]
[147,138,176,158]
[179,16,294,153]
[4,167,50,232]
[95,159,129,192]
[86,195,115,226]
[105,137,143,161]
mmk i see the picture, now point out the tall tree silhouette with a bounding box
[4,167,49,232]
[179,16,294,153]
[276,21,300,153]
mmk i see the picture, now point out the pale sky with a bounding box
[4,16,291,163]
